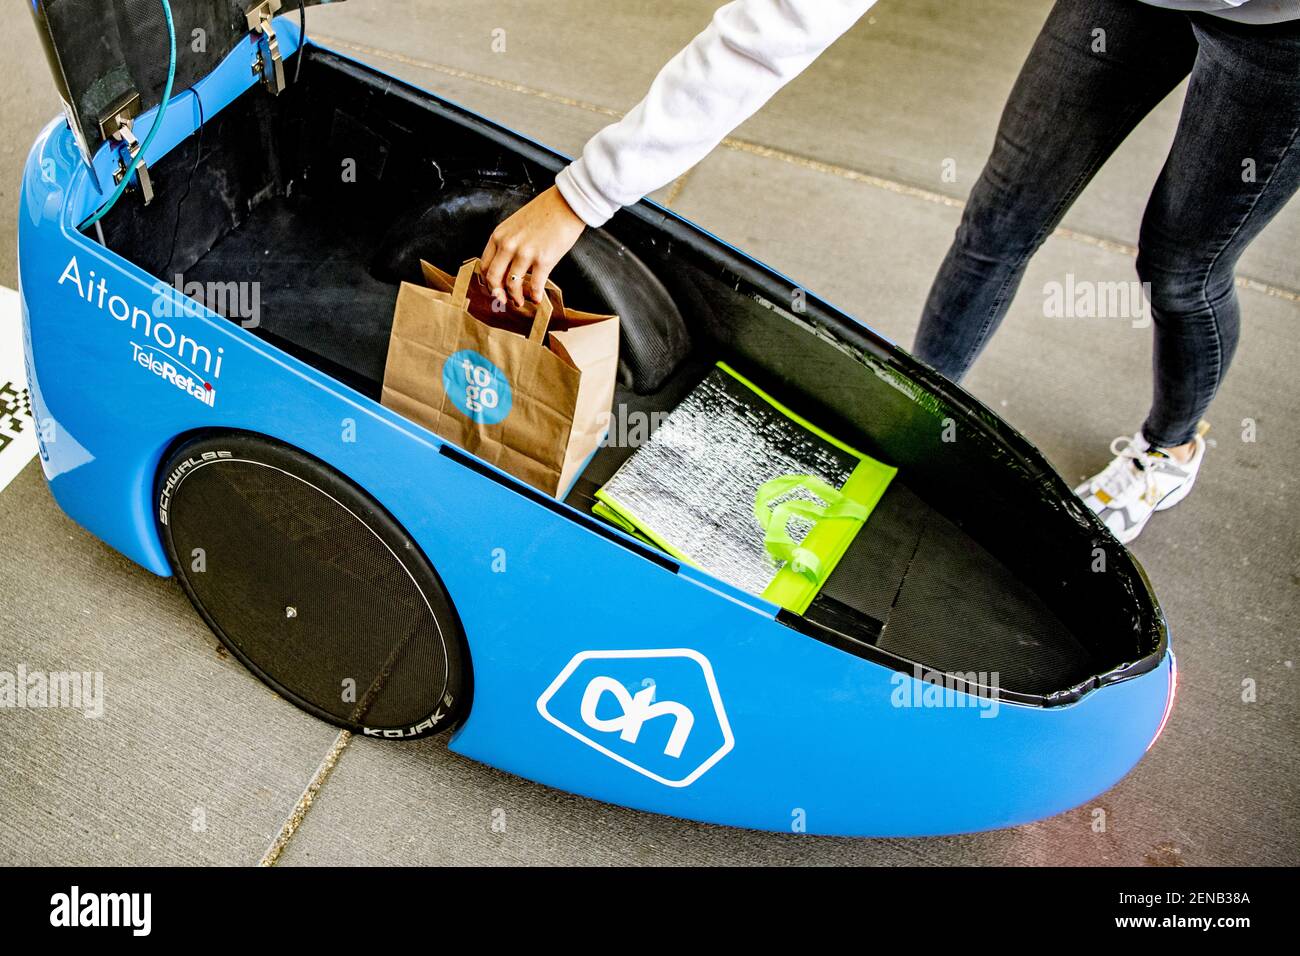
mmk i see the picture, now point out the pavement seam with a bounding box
[317,34,1300,305]
[258,729,352,867]
[662,169,694,208]
[317,35,623,118]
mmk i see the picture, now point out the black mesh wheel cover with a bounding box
[157,431,469,738]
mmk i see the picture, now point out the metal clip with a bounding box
[101,96,155,206]
[246,0,286,95]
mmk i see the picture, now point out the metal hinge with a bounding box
[99,93,155,206]
[247,0,286,95]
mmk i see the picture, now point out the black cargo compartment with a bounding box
[96,44,1164,703]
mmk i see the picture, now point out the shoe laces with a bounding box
[1095,435,1161,503]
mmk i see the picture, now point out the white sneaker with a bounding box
[1074,428,1206,545]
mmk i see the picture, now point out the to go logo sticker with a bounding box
[443,350,512,425]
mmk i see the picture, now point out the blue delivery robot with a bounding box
[18,0,1175,836]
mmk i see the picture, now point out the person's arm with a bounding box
[483,0,878,305]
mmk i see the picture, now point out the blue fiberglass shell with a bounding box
[17,17,1175,837]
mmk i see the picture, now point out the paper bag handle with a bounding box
[451,258,477,308]
[451,258,562,343]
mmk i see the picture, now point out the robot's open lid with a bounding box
[29,0,341,163]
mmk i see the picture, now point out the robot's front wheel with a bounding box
[156,431,470,739]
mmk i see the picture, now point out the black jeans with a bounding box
[913,0,1300,448]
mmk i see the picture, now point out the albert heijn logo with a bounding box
[537,649,734,788]
[443,349,512,425]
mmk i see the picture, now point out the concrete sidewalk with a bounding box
[1,0,1296,866]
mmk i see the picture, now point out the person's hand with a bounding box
[481,185,587,307]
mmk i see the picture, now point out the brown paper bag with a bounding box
[381,258,619,497]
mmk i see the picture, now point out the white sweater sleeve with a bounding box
[555,0,878,227]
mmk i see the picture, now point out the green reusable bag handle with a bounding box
[753,474,870,581]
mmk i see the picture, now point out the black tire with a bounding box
[156,431,470,739]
